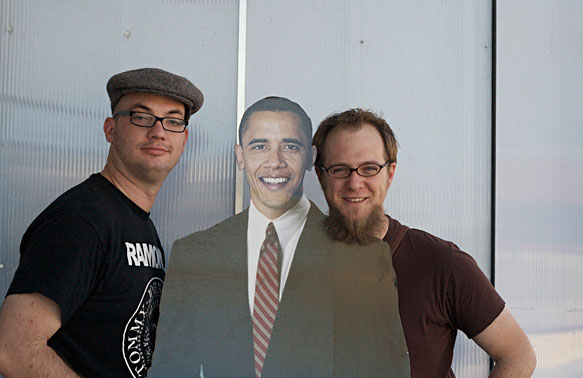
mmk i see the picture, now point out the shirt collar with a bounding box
[249,194,310,249]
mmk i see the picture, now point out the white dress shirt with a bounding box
[247,194,310,315]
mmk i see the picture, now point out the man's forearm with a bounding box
[0,344,80,378]
[487,353,536,378]
[474,308,536,378]
[0,294,80,378]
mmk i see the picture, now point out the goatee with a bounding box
[324,204,387,245]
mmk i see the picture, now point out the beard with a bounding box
[323,204,387,245]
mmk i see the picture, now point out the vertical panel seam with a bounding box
[490,0,497,372]
[235,0,247,214]
[491,0,497,289]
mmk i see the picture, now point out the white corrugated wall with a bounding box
[1,1,580,376]
[496,1,583,376]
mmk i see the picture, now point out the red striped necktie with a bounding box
[253,222,281,378]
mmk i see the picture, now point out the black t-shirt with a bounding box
[7,174,166,378]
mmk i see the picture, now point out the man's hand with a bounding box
[0,293,80,377]
[473,306,536,377]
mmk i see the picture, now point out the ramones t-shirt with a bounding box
[7,174,166,377]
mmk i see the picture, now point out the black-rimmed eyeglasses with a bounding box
[319,161,392,179]
[114,110,188,133]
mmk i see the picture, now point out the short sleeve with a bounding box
[7,213,105,323]
[446,246,505,338]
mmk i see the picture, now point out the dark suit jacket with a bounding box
[150,203,409,377]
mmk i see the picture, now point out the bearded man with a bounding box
[313,108,536,378]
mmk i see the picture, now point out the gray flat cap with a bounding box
[107,67,203,119]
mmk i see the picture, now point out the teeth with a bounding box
[262,177,288,184]
[346,198,365,202]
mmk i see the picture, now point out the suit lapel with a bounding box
[224,210,256,375]
[197,210,255,377]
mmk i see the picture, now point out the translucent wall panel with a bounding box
[0,0,239,298]
[244,1,492,376]
[496,1,583,377]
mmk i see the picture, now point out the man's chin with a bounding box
[339,209,368,222]
[263,193,296,208]
[252,192,301,218]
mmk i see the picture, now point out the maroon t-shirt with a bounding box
[384,217,505,378]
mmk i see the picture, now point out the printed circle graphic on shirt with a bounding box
[122,277,164,378]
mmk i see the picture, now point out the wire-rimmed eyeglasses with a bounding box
[319,161,392,179]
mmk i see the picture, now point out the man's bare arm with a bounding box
[473,306,536,377]
[0,293,80,377]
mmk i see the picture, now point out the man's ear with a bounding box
[387,162,397,188]
[181,128,189,153]
[103,117,115,143]
[234,144,245,170]
[315,166,324,183]
[307,145,317,171]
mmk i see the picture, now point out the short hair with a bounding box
[238,96,312,144]
[313,108,398,167]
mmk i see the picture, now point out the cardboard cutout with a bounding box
[149,97,409,377]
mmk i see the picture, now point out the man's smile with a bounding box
[344,197,366,203]
[260,176,290,188]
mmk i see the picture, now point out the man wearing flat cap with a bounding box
[0,68,203,378]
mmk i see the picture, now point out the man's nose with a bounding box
[147,120,166,139]
[265,149,286,169]
[345,169,364,190]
